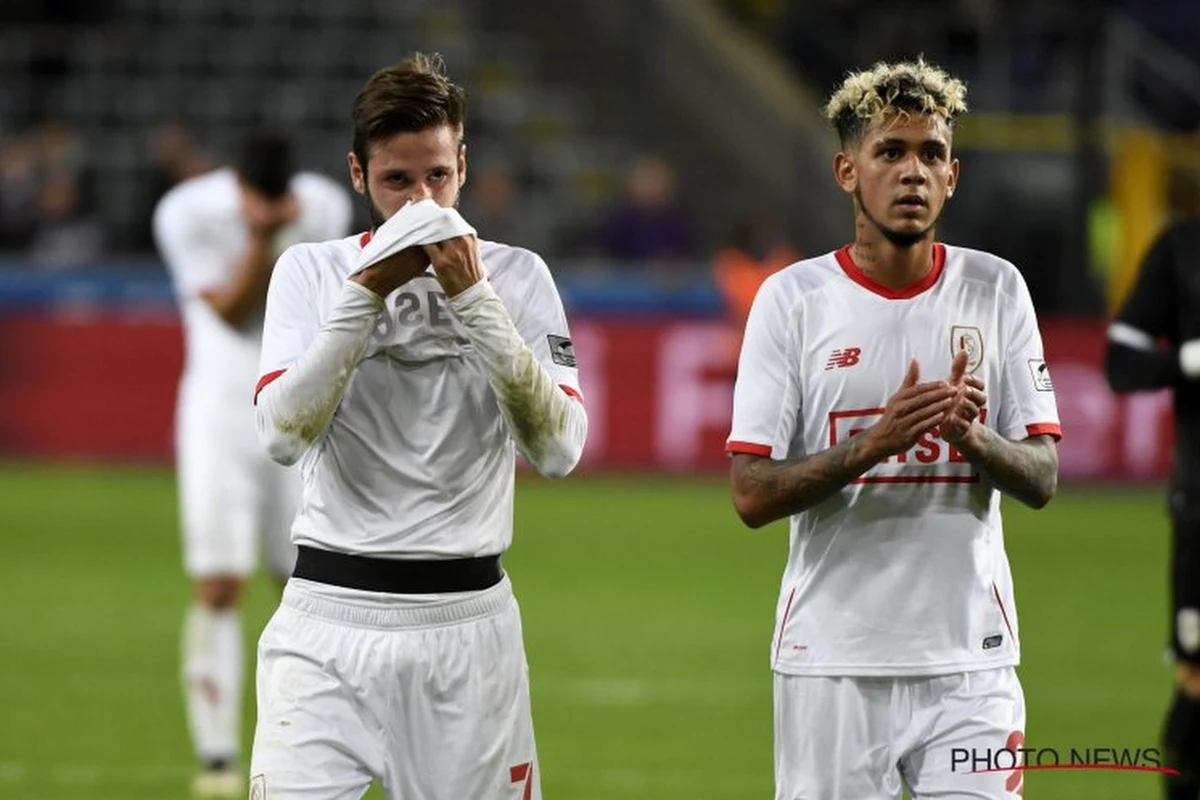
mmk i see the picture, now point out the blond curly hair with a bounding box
[824,58,968,145]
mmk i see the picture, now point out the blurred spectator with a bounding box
[595,154,695,262]
[0,135,41,249]
[30,122,103,267]
[28,171,105,268]
[132,120,216,251]
[38,120,87,179]
[0,121,104,265]
[459,162,550,254]
[713,213,800,366]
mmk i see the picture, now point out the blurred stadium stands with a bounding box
[0,1,1197,305]
[0,0,1197,471]
[0,0,642,257]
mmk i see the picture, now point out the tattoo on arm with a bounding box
[733,435,878,527]
[960,427,1058,508]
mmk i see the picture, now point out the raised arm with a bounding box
[952,427,1058,509]
[197,211,290,328]
[424,237,587,478]
[945,269,1062,509]
[254,247,429,465]
[154,190,300,329]
[731,360,957,528]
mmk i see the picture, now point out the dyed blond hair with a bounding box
[824,58,968,145]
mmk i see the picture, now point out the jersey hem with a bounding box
[771,653,1019,677]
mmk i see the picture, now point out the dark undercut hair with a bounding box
[235,131,295,198]
[351,52,468,169]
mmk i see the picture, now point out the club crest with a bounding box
[950,325,983,373]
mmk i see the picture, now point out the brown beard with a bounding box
[362,183,462,231]
[362,186,387,229]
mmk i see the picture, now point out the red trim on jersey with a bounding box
[560,385,585,404]
[726,440,773,457]
[1025,422,1062,441]
[828,407,886,447]
[254,369,287,404]
[359,230,372,247]
[992,582,1015,641]
[773,587,797,668]
[835,243,946,299]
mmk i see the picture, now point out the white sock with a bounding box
[182,605,243,766]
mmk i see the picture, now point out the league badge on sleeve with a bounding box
[1028,358,1054,391]
[547,335,577,368]
[949,325,983,373]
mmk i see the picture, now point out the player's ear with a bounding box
[348,152,366,196]
[946,157,960,199]
[457,143,467,190]
[833,150,857,194]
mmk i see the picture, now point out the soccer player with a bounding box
[249,53,586,800]
[1105,217,1200,800]
[153,132,352,798]
[726,59,1061,799]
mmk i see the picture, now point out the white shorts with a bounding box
[774,667,1026,800]
[176,390,299,578]
[250,576,540,800]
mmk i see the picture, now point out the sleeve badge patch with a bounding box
[1028,358,1054,391]
[547,335,577,368]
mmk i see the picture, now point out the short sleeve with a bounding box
[506,253,582,400]
[1113,222,1179,345]
[153,191,227,299]
[726,274,799,458]
[996,273,1062,441]
[259,246,320,379]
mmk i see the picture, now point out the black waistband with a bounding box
[292,546,504,594]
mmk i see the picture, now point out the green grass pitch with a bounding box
[0,464,1176,799]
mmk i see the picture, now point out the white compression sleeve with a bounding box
[255,281,383,465]
[447,280,587,478]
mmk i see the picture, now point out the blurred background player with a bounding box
[250,53,586,800]
[727,59,1061,799]
[1106,216,1200,800]
[152,131,352,797]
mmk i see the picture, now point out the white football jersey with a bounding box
[257,235,582,558]
[727,244,1061,677]
[154,167,353,409]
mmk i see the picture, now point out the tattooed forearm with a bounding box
[957,427,1058,508]
[731,435,881,528]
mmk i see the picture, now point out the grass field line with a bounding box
[0,761,762,793]
[0,761,190,786]
[561,767,764,793]
[544,676,763,707]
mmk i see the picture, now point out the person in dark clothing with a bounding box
[1106,217,1200,800]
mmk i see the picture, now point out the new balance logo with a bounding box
[825,347,862,370]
